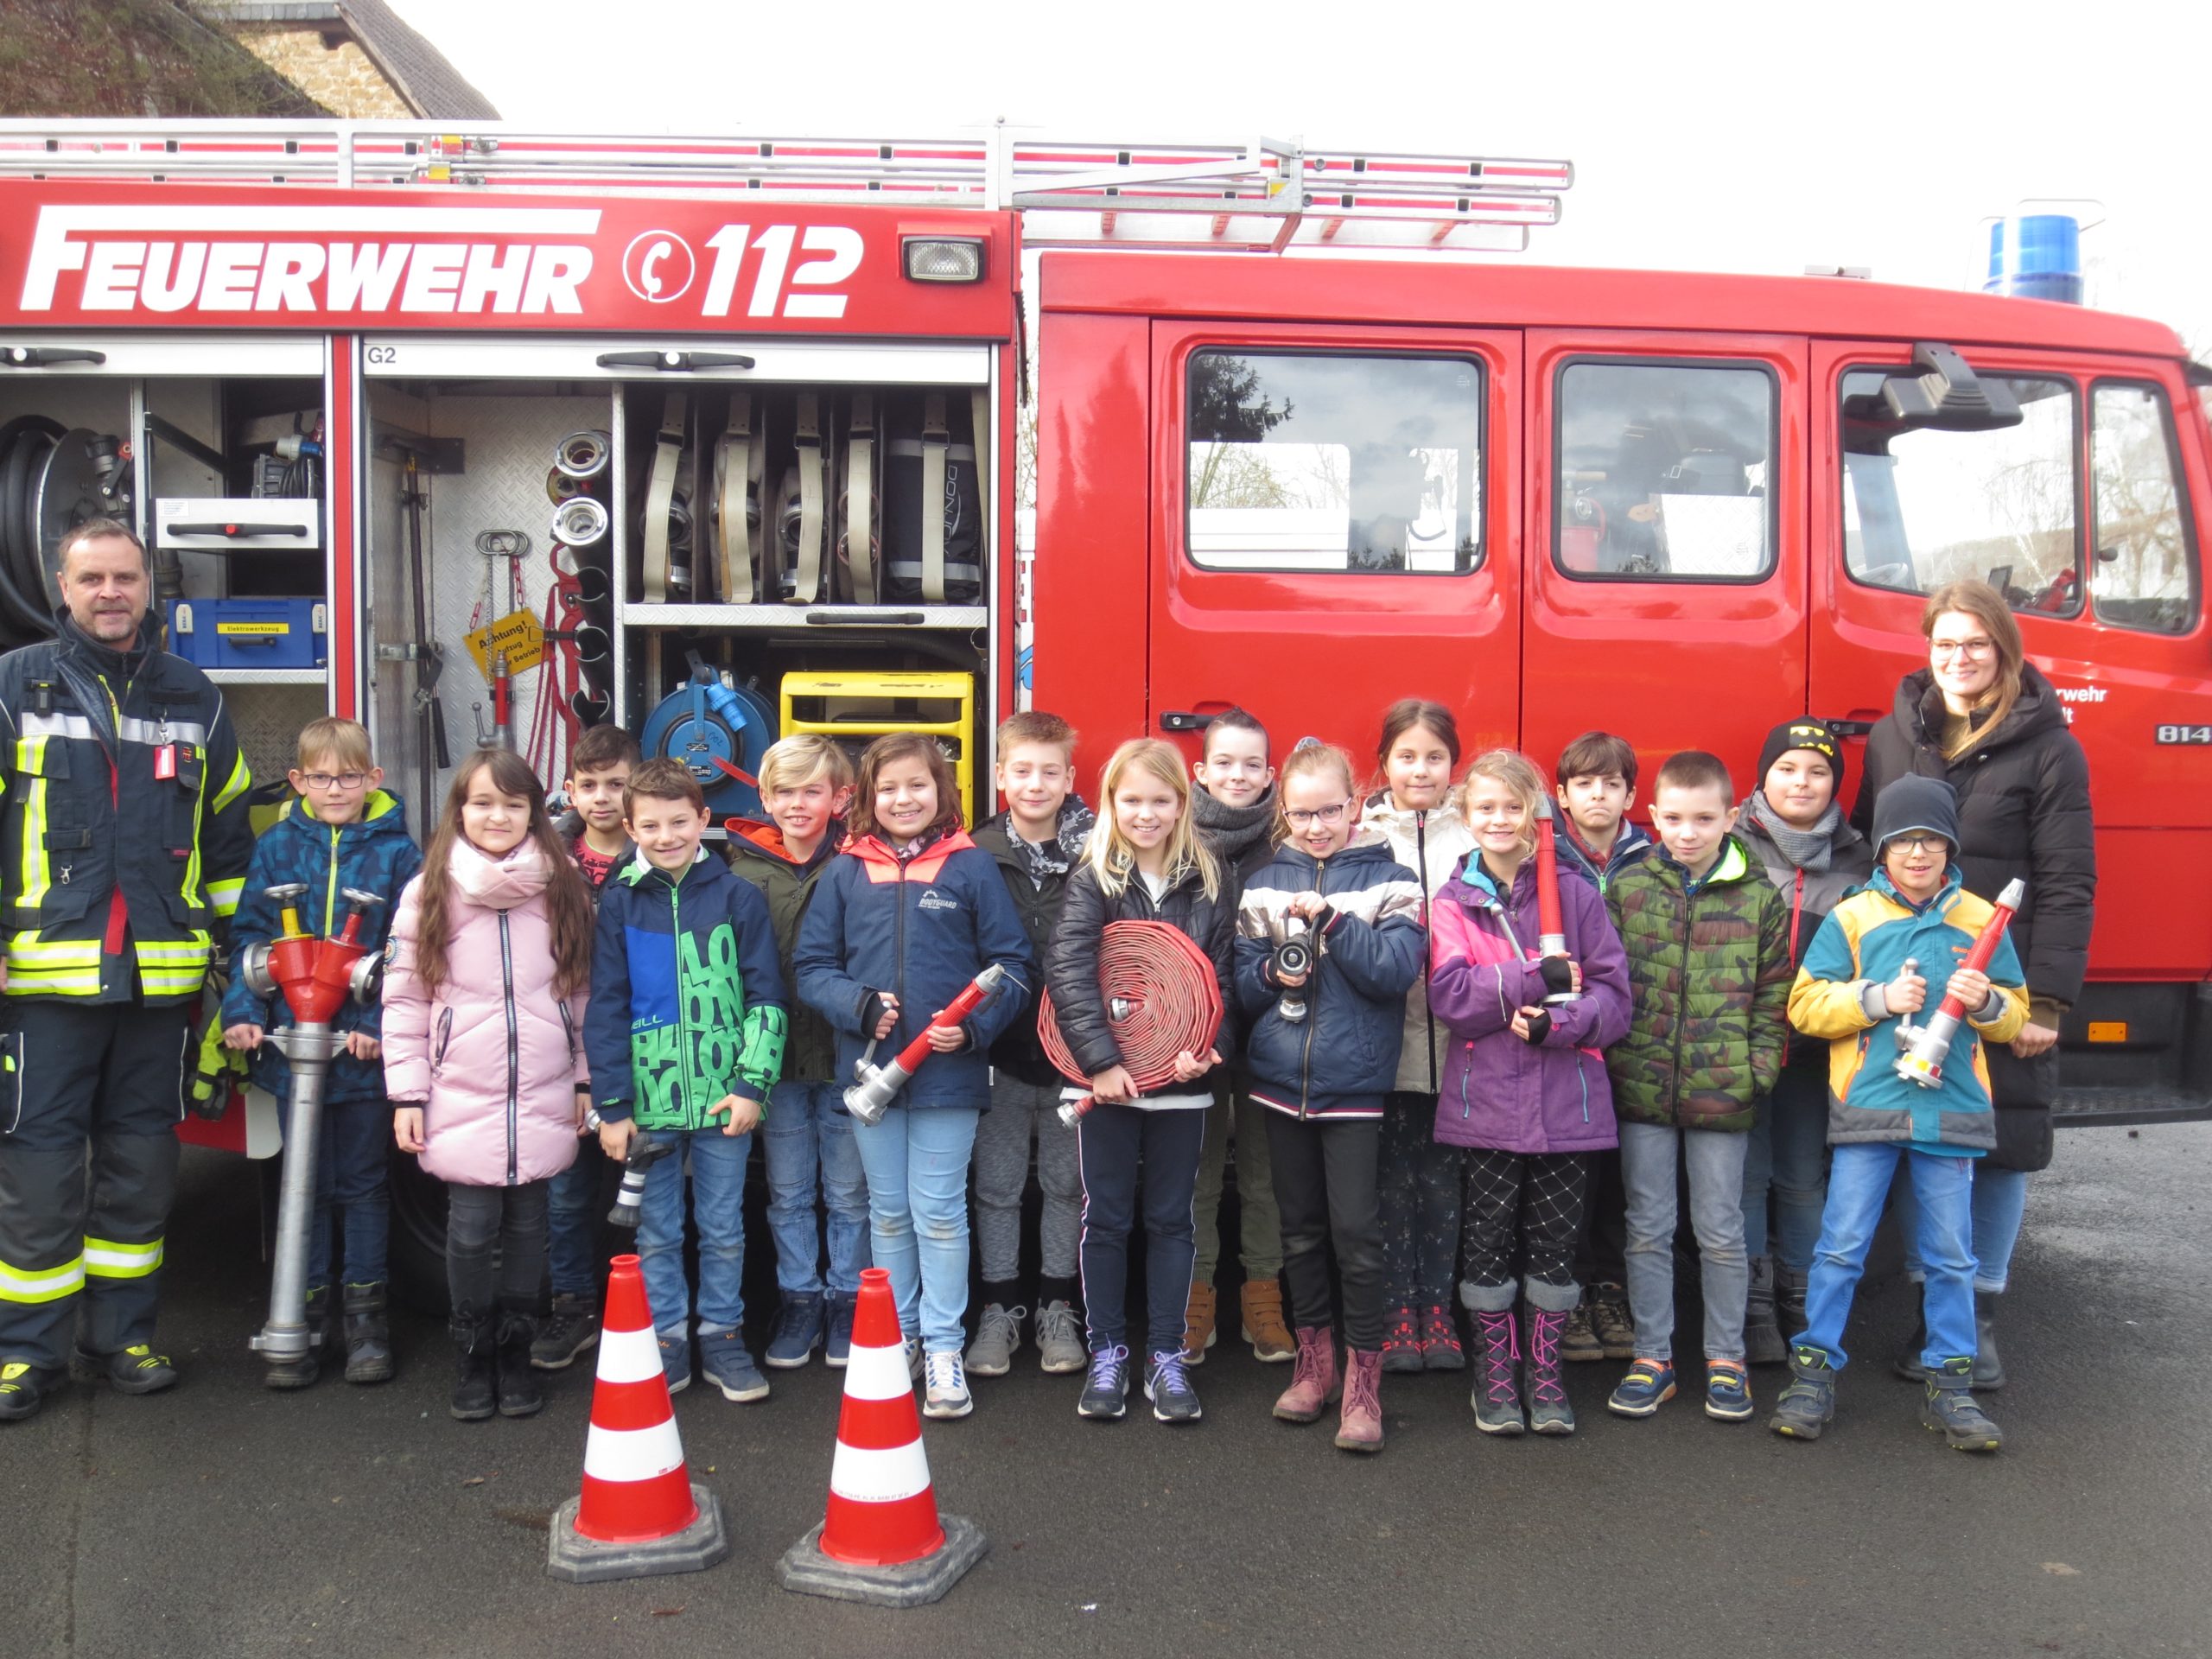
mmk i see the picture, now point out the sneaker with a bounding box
[964,1302,1024,1377]
[531,1291,601,1370]
[823,1292,856,1368]
[1591,1286,1636,1361]
[763,1292,824,1370]
[1035,1300,1088,1374]
[658,1333,693,1396]
[700,1329,770,1402]
[904,1334,923,1382]
[1606,1357,1677,1417]
[1145,1350,1203,1423]
[1421,1305,1465,1371]
[1704,1358,1754,1421]
[1560,1299,1604,1363]
[1922,1358,2002,1452]
[72,1344,177,1395]
[1381,1306,1422,1374]
[1078,1344,1132,1420]
[0,1360,66,1423]
[923,1350,972,1420]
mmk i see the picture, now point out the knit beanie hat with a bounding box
[1871,775,1961,858]
[1756,718,1847,797]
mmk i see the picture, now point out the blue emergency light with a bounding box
[1984,214,2084,305]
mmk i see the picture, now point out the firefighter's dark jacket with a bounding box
[0,612,254,1004]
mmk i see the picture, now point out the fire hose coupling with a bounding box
[1039,921,1225,1129]
[586,1111,677,1229]
[1270,917,1315,1025]
[551,493,609,548]
[1894,877,2026,1090]
[843,963,1013,1128]
[553,429,612,480]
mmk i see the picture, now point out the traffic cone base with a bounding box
[548,1254,729,1585]
[778,1266,986,1607]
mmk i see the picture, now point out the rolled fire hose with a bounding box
[1039,919,1224,1127]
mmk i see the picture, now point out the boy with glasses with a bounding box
[222,718,423,1388]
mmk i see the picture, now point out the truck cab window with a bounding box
[2092,382,2198,634]
[1554,359,1775,581]
[1840,370,2082,615]
[1184,351,1482,573]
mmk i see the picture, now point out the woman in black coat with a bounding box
[1853,579,2094,1387]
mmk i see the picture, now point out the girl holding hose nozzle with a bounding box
[1235,742,1426,1454]
[1045,741,1236,1426]
[793,734,1033,1423]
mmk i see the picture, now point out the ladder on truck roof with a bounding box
[0,119,1572,253]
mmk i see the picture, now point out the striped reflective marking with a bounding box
[840,1338,914,1402]
[18,712,95,741]
[212,749,251,816]
[118,717,207,747]
[16,735,47,915]
[207,878,245,916]
[83,1236,162,1278]
[6,970,102,996]
[594,1322,663,1385]
[828,1437,932,1504]
[0,1254,86,1302]
[581,1418,686,1484]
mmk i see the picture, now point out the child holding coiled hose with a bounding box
[1427,749,1630,1438]
[1043,740,1236,1425]
[1234,741,1425,1453]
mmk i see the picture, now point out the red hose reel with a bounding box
[1039,919,1223,1125]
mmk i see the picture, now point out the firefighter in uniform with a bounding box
[0,520,252,1421]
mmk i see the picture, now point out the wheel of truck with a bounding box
[387,1147,451,1314]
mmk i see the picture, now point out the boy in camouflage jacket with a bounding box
[1602,752,1791,1426]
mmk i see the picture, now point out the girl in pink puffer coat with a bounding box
[384,748,597,1423]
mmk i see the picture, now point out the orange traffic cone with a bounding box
[547,1253,729,1583]
[777,1266,986,1606]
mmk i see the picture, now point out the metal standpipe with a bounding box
[250,1023,348,1369]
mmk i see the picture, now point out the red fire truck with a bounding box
[0,123,2200,1277]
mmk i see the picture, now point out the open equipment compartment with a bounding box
[0,332,332,789]
[361,332,995,837]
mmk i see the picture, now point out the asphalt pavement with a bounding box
[5,1122,2209,1659]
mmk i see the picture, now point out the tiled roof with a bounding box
[198,0,499,118]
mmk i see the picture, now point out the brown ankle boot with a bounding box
[1272,1325,1338,1422]
[1181,1281,1217,1364]
[1241,1278,1296,1363]
[1335,1348,1384,1453]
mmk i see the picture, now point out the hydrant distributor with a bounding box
[238,882,385,1382]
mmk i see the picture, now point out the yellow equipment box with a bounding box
[779,671,976,823]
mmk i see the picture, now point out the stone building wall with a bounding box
[226,24,414,118]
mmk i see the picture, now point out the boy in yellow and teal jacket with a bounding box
[1770,776,2026,1452]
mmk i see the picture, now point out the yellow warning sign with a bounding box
[465,608,545,680]
[216,620,291,636]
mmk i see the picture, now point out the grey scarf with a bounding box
[1745,790,1840,874]
[1192,782,1276,868]
[1004,797,1096,888]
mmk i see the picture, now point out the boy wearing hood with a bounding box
[1770,776,2026,1452]
[1736,720,1875,1363]
[221,719,422,1388]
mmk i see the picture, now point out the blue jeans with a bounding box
[762,1079,870,1296]
[283,1092,392,1289]
[1896,1162,2029,1294]
[1797,1142,1976,1371]
[1741,1067,1828,1272]
[636,1126,753,1338]
[1620,1122,1751,1363]
[850,1104,980,1353]
[546,1134,604,1297]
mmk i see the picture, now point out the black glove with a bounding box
[1521,1007,1553,1046]
[1537,955,1577,998]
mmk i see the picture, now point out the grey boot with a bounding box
[1745,1257,1787,1366]
[1769,1344,1836,1440]
[341,1282,394,1384]
[264,1284,329,1390]
[1972,1291,2006,1391]
[1922,1357,2002,1451]
[1776,1264,1808,1338]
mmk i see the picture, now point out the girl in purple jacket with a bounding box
[385,749,595,1424]
[1428,749,1630,1438]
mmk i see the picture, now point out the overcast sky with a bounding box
[391,0,2211,348]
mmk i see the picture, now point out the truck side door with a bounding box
[1145,322,1520,761]
[1522,330,1810,791]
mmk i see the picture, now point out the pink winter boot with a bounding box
[1335,1347,1384,1452]
[1272,1325,1339,1423]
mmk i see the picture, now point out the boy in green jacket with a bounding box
[1603,751,1791,1426]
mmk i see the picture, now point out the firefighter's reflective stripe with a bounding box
[15,734,48,914]
[116,716,207,748]
[206,877,245,917]
[0,1253,86,1303]
[211,749,250,817]
[136,937,212,999]
[81,1236,162,1280]
[5,932,101,994]
[17,711,96,742]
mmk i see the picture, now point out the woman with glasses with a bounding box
[1853,579,2094,1390]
